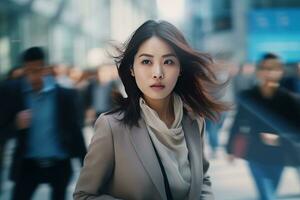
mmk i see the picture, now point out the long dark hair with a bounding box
[110,20,227,126]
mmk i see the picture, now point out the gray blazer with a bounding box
[74,112,214,200]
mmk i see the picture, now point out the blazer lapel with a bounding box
[128,119,167,200]
[182,114,203,200]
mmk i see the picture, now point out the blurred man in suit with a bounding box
[0,47,86,200]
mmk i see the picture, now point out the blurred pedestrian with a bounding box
[226,53,300,200]
[205,65,230,158]
[74,20,228,200]
[67,67,89,129]
[0,47,87,200]
[84,65,118,126]
[205,116,225,159]
[53,64,73,88]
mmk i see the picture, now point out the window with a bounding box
[211,0,232,31]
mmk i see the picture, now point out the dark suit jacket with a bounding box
[74,112,213,200]
[281,76,300,93]
[226,86,300,165]
[0,78,87,181]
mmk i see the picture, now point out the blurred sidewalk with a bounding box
[1,131,300,200]
[209,149,300,200]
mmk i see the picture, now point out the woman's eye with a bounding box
[164,59,174,65]
[141,60,151,65]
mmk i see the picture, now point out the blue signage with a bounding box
[247,9,300,63]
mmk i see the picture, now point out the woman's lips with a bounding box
[150,84,165,90]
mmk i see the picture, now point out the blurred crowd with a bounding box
[0,46,300,200]
[0,46,122,200]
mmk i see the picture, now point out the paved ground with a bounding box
[210,150,300,200]
[1,128,300,200]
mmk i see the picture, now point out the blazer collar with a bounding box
[128,118,167,200]
[128,113,203,200]
[182,114,203,200]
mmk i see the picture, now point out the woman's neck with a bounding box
[144,95,175,128]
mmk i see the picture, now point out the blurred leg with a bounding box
[206,120,219,157]
[12,160,40,200]
[48,160,72,200]
[248,161,275,200]
[266,164,284,191]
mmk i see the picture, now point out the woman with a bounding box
[74,20,226,200]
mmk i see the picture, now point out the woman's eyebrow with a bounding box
[138,53,177,58]
[138,53,153,58]
[162,53,176,58]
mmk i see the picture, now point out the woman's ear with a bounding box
[130,68,135,77]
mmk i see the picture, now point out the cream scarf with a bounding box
[139,94,191,200]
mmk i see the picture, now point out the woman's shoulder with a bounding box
[95,111,125,129]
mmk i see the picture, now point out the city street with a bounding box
[1,0,300,200]
[1,138,300,200]
[210,150,300,200]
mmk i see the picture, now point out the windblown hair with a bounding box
[109,20,227,126]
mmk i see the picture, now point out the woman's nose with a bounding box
[152,65,164,79]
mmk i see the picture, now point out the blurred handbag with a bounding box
[232,126,250,158]
[232,134,248,158]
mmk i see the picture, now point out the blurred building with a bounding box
[0,0,157,78]
[185,0,300,65]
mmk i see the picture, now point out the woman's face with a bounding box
[132,36,180,103]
